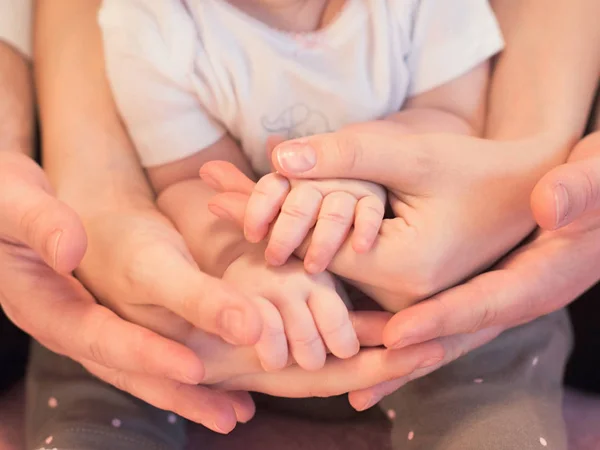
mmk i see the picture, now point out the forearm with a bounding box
[0,42,33,156]
[488,0,600,146]
[386,109,475,136]
[157,179,253,278]
[35,0,154,218]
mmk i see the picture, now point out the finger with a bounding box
[275,297,326,371]
[226,391,257,424]
[252,297,289,372]
[349,327,502,410]
[350,311,393,347]
[270,125,447,190]
[227,341,444,398]
[308,287,359,359]
[303,192,356,274]
[265,185,322,266]
[83,361,241,434]
[146,253,263,346]
[200,161,255,195]
[531,155,600,230]
[244,173,290,243]
[352,195,385,253]
[0,171,87,273]
[4,270,206,385]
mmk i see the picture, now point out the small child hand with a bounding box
[222,247,359,372]
[244,175,386,273]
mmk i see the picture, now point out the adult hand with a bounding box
[203,122,555,311]
[532,130,600,230]
[0,152,258,434]
[347,131,600,407]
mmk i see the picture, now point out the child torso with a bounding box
[186,0,413,174]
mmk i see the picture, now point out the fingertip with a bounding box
[264,247,287,267]
[530,179,561,230]
[304,259,324,274]
[332,337,360,360]
[295,349,327,372]
[178,357,206,385]
[199,170,220,191]
[48,208,88,274]
[229,391,256,424]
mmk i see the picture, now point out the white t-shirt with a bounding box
[0,0,32,58]
[100,0,503,174]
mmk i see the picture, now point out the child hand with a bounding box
[222,247,359,372]
[243,174,386,273]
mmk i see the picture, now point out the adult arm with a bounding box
[34,0,264,432]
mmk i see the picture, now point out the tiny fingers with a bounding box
[245,174,290,243]
[304,191,356,274]
[252,297,289,372]
[265,185,322,266]
[276,298,326,371]
[308,287,359,359]
[352,195,385,253]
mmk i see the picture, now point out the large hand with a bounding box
[0,152,256,433]
[204,122,556,310]
[348,131,600,406]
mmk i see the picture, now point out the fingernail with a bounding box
[46,229,63,270]
[418,357,443,369]
[208,204,235,222]
[357,395,380,411]
[212,420,234,434]
[199,171,219,190]
[554,183,570,228]
[219,309,246,344]
[275,141,317,174]
[388,335,419,349]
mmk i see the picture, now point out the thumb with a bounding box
[269,125,488,194]
[532,135,600,230]
[270,122,441,191]
[0,155,87,273]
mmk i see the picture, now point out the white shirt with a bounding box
[0,0,32,58]
[100,0,504,174]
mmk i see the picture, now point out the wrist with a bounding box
[157,179,255,278]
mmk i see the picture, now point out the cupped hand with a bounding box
[0,152,257,433]
[381,130,600,352]
[203,122,554,310]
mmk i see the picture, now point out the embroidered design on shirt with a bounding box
[262,104,332,139]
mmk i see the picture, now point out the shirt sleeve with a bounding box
[98,0,225,168]
[0,0,32,58]
[404,0,504,97]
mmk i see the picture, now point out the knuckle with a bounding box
[318,208,352,225]
[280,201,313,221]
[333,131,363,174]
[290,330,322,348]
[359,200,385,219]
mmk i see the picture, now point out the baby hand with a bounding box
[222,247,359,372]
[244,174,386,273]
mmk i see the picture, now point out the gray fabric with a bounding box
[24,310,571,450]
[379,309,572,450]
[25,343,186,450]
